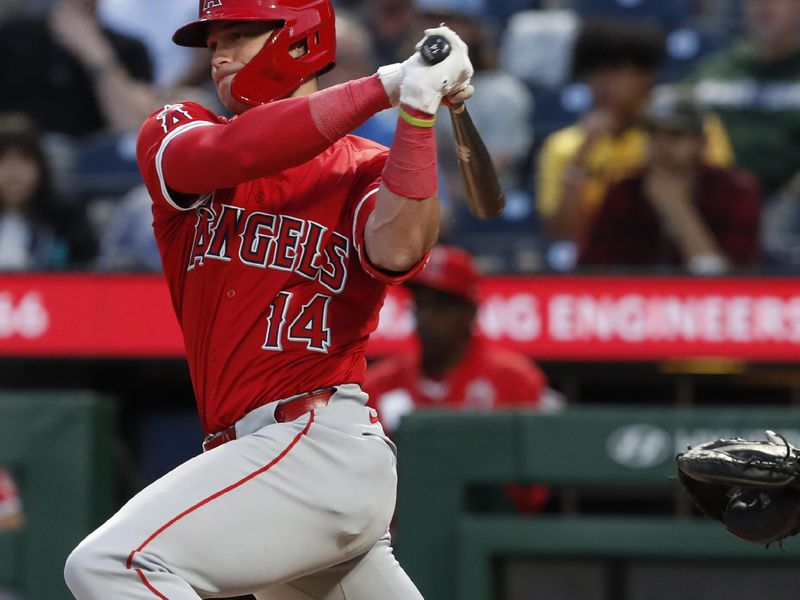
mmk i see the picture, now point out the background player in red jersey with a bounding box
[64,0,473,598]
[366,245,549,433]
[365,245,553,514]
[0,468,23,531]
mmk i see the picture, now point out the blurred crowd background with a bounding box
[4,1,800,598]
[1,0,799,275]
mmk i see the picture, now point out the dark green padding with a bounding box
[0,393,116,600]
[396,409,800,600]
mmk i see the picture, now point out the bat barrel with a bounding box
[449,104,505,220]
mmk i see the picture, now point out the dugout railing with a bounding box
[395,408,800,600]
[0,393,116,600]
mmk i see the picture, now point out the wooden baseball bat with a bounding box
[419,34,505,220]
[447,101,505,220]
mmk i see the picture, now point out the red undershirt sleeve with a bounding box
[162,75,391,196]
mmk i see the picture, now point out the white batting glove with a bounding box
[377,63,404,107]
[399,26,474,115]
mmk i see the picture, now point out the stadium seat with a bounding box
[0,0,53,17]
[486,0,541,26]
[446,187,545,274]
[659,27,726,82]
[499,9,579,93]
[531,82,592,139]
[66,133,142,198]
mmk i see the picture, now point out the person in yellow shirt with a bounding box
[537,20,733,248]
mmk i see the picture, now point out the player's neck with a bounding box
[291,78,320,98]
[421,335,472,378]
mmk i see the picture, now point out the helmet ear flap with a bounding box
[231,27,303,106]
[174,0,336,103]
[231,6,336,106]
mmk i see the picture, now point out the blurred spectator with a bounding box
[690,0,742,35]
[365,245,549,434]
[685,0,800,265]
[413,0,493,69]
[0,468,23,530]
[96,0,218,107]
[536,19,733,255]
[687,0,800,199]
[95,184,161,271]
[0,0,50,22]
[500,9,580,93]
[98,0,201,88]
[0,0,155,136]
[760,174,800,267]
[319,12,398,148]
[0,467,22,600]
[366,0,416,64]
[579,88,761,274]
[411,0,535,239]
[0,114,96,270]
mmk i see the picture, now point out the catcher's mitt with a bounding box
[676,430,800,545]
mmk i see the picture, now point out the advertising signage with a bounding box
[0,274,798,361]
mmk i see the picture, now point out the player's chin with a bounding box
[218,81,250,115]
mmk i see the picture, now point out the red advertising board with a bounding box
[0,274,799,361]
[372,276,800,361]
[0,274,183,357]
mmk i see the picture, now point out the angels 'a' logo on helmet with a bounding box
[203,0,223,13]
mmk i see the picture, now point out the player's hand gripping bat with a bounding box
[419,34,505,220]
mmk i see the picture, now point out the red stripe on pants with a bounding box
[126,413,315,597]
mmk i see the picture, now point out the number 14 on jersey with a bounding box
[263,292,332,353]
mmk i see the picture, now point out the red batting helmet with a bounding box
[409,246,481,304]
[173,0,336,106]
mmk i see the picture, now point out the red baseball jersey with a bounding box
[364,338,547,433]
[137,102,424,433]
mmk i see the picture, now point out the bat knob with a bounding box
[419,34,451,65]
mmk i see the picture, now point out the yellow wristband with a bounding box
[398,107,436,128]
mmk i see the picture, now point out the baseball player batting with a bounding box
[63,1,473,598]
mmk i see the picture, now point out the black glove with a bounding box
[676,431,800,545]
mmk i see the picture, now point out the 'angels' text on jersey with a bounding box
[188,198,349,295]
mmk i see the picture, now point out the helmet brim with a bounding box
[173,20,209,47]
[173,16,281,48]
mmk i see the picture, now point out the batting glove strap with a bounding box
[382,104,437,199]
[399,26,474,115]
[398,106,436,128]
[377,63,404,107]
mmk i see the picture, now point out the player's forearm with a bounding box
[365,188,440,272]
[164,76,391,194]
[365,105,440,271]
[93,70,162,132]
[646,177,725,265]
[671,217,725,264]
[55,6,158,134]
[546,178,587,242]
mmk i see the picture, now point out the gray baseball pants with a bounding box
[64,384,423,599]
